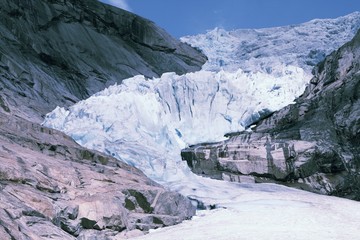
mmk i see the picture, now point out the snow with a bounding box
[135,184,360,240]
[42,12,360,239]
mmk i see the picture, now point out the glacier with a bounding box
[181,11,360,74]
[43,12,360,196]
[43,68,308,193]
[43,12,360,239]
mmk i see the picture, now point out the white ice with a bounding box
[181,12,360,74]
[43,68,307,188]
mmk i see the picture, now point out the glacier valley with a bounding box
[43,12,360,239]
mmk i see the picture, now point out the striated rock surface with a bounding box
[182,30,360,198]
[0,113,195,239]
[0,0,204,238]
[0,0,206,122]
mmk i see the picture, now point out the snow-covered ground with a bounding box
[43,12,360,239]
[135,183,360,240]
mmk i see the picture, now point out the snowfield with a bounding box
[135,184,360,240]
[43,12,360,239]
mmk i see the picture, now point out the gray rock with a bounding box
[0,0,206,122]
[182,30,360,198]
[0,1,202,238]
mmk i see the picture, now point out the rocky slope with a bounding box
[0,0,206,238]
[0,0,206,122]
[182,30,360,199]
[0,113,195,239]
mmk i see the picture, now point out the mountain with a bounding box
[182,29,360,199]
[0,0,206,122]
[0,0,207,238]
[2,2,359,237]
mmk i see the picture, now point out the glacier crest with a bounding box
[181,12,360,74]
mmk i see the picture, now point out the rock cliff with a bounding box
[0,0,205,238]
[182,30,360,199]
[0,0,206,122]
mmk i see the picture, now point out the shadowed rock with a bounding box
[0,0,206,122]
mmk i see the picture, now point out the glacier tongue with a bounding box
[43,68,307,200]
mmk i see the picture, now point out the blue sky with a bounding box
[100,0,360,38]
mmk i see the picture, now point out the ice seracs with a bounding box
[181,12,360,74]
[43,67,307,187]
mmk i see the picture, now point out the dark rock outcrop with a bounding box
[182,30,360,199]
[0,113,195,239]
[0,0,206,122]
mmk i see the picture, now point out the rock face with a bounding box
[0,113,195,239]
[0,0,204,238]
[182,30,360,199]
[0,0,206,122]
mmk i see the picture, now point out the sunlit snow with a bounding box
[134,184,360,240]
[43,12,360,239]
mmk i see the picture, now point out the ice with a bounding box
[181,12,360,74]
[43,13,360,195]
[43,68,307,188]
